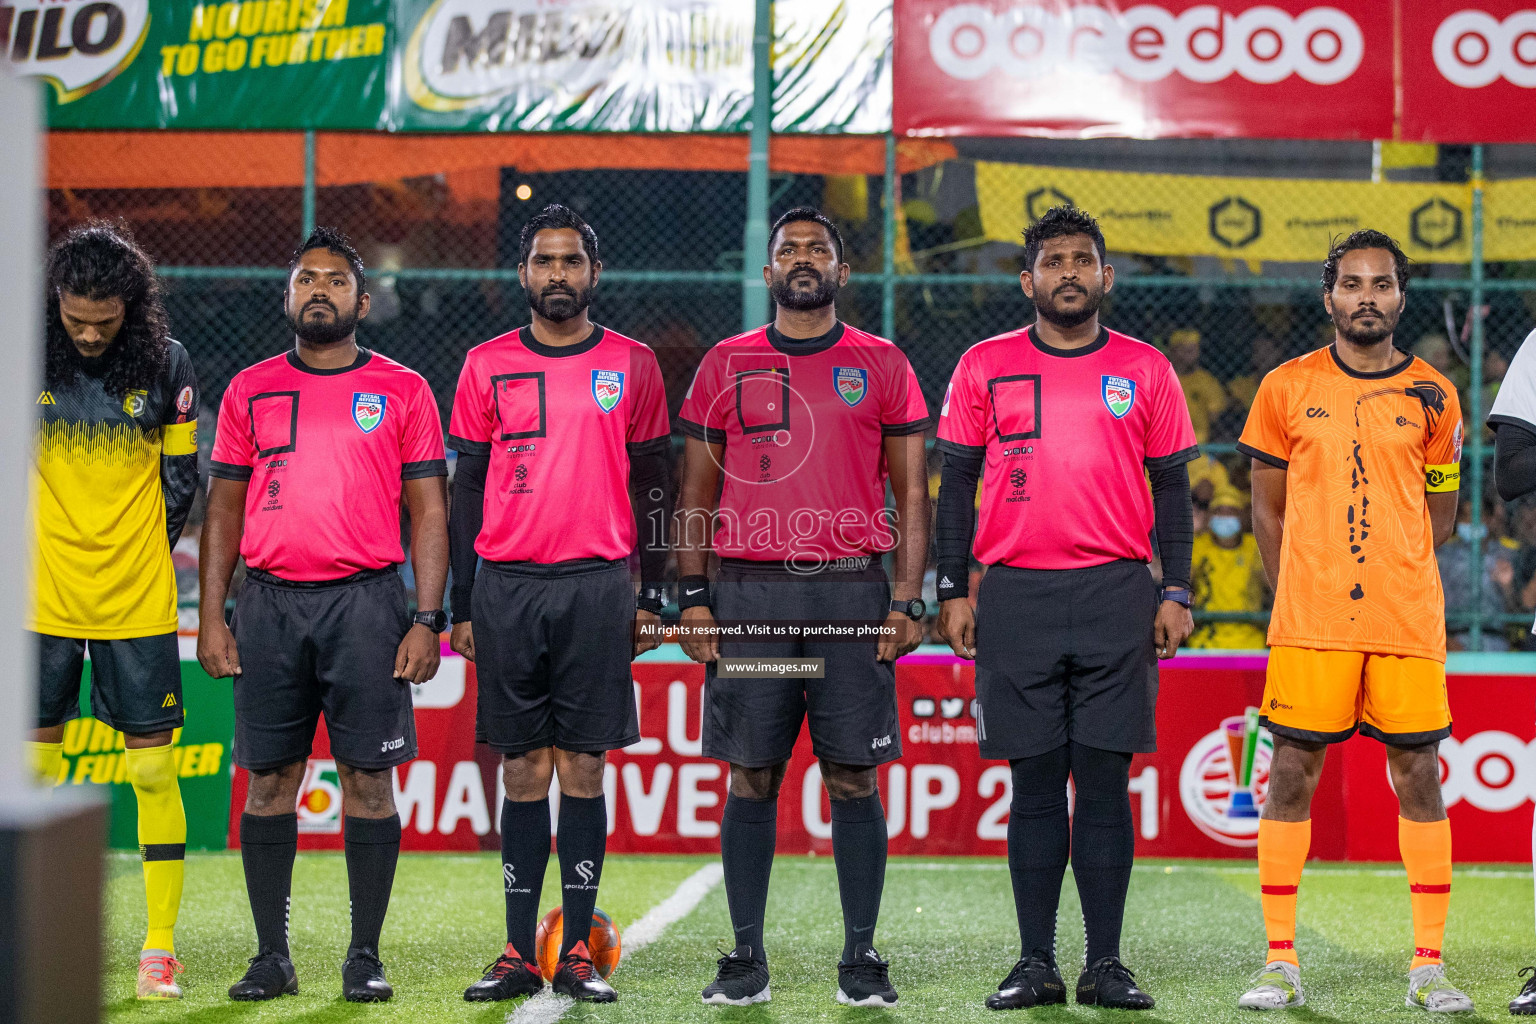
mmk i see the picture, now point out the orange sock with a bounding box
[1399,817,1451,969]
[1257,818,1310,966]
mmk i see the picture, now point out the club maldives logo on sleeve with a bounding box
[592,369,625,412]
[1102,375,1137,419]
[352,393,386,433]
[834,366,868,407]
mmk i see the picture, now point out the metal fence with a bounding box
[47,134,1536,648]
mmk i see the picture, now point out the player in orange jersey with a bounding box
[1235,230,1469,1013]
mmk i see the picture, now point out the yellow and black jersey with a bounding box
[30,340,199,639]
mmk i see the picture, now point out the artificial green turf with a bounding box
[105,854,1534,1022]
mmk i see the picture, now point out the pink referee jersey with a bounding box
[210,348,447,581]
[447,326,671,563]
[677,322,931,563]
[936,325,1199,569]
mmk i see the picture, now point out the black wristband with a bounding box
[677,575,711,610]
[936,565,968,603]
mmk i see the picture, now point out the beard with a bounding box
[528,283,592,323]
[1333,303,1400,346]
[1033,279,1104,330]
[289,300,359,345]
[770,267,839,311]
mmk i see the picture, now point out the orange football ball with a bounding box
[534,906,622,981]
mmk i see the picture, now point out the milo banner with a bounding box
[30,0,392,129]
[393,0,891,132]
[974,160,1536,264]
[14,0,889,132]
[62,643,235,851]
[227,651,1536,863]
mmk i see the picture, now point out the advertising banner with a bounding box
[14,0,890,132]
[391,0,890,132]
[976,161,1482,263]
[893,0,1396,139]
[33,0,393,130]
[1400,2,1536,143]
[229,652,1535,863]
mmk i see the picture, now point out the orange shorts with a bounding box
[1261,646,1451,746]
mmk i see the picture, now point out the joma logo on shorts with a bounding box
[870,735,892,750]
[380,737,405,753]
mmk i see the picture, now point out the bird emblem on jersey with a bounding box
[352,393,386,433]
[1102,375,1136,419]
[834,366,867,407]
[592,370,625,413]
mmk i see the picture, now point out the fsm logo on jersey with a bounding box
[592,370,625,412]
[1179,709,1273,847]
[1102,376,1136,419]
[352,393,386,433]
[834,366,868,407]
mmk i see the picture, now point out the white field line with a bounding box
[507,862,724,1024]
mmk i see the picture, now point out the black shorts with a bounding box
[231,568,417,772]
[35,631,183,734]
[974,560,1159,760]
[702,559,901,769]
[472,559,639,755]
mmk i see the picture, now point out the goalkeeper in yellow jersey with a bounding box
[29,223,200,999]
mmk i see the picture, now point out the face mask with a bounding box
[1210,515,1243,540]
[1456,522,1486,543]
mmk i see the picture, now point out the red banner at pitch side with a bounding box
[1400,2,1536,143]
[229,654,1535,863]
[894,0,1396,139]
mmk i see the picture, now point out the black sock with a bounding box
[1009,746,1071,962]
[721,793,777,960]
[557,793,607,959]
[501,798,552,961]
[343,814,401,955]
[1068,742,1135,965]
[240,812,297,958]
[831,792,888,962]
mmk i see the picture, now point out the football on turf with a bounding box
[534,906,622,980]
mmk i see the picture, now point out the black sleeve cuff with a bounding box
[626,434,673,456]
[208,460,253,481]
[1489,413,1536,434]
[446,433,491,456]
[1235,441,1289,470]
[677,418,726,444]
[402,459,449,480]
[1144,444,1201,469]
[881,418,932,437]
[935,437,986,457]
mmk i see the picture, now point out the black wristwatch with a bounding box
[636,586,666,615]
[890,598,927,620]
[1161,587,1192,608]
[413,609,448,633]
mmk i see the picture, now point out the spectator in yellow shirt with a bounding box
[1169,328,1229,444]
[1189,485,1269,649]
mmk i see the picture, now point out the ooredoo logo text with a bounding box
[1433,10,1536,88]
[927,3,1364,85]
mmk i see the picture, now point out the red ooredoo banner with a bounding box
[1400,2,1536,143]
[894,0,1395,139]
[230,654,1535,863]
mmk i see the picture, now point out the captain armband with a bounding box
[162,421,197,456]
[1425,463,1460,493]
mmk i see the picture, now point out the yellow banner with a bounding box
[976,162,1497,264]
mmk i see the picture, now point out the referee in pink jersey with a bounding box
[201,228,450,1003]
[675,208,930,1009]
[935,206,1198,1012]
[448,205,673,1005]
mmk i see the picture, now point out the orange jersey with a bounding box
[1238,347,1462,661]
